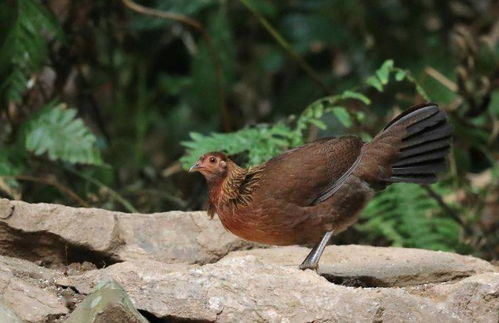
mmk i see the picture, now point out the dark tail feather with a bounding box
[384,104,452,184]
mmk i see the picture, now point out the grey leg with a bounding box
[299,230,334,270]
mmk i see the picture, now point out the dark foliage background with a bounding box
[0,0,498,260]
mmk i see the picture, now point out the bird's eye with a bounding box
[209,157,216,163]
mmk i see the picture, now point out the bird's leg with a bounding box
[299,230,334,271]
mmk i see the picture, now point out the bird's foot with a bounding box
[298,230,334,272]
[298,260,318,271]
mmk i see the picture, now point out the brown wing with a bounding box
[254,136,363,206]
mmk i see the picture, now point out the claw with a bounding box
[298,261,318,271]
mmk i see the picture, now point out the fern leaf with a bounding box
[181,123,298,168]
[0,0,61,102]
[23,103,102,165]
[357,183,464,252]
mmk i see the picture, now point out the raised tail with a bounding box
[355,103,452,188]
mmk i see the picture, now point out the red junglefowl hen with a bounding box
[189,103,452,270]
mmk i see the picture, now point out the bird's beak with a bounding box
[188,162,201,172]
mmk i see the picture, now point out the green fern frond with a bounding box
[23,103,103,165]
[180,123,300,168]
[0,146,27,198]
[0,0,62,102]
[356,183,463,252]
[365,59,430,100]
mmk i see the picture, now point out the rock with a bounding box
[406,273,499,323]
[0,302,23,323]
[0,198,258,266]
[116,211,259,264]
[65,279,148,323]
[57,255,499,322]
[0,198,497,322]
[224,245,496,287]
[0,255,69,322]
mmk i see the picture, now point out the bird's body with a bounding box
[190,103,452,269]
[208,136,370,245]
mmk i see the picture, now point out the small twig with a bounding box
[306,125,320,142]
[240,0,332,142]
[128,188,188,209]
[64,166,138,213]
[240,0,330,95]
[424,66,458,92]
[4,175,89,207]
[420,184,469,231]
[121,0,202,29]
[121,0,231,131]
[161,160,183,177]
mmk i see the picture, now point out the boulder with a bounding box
[0,198,258,267]
[116,210,259,264]
[224,245,496,286]
[0,255,69,322]
[57,255,499,322]
[0,199,497,322]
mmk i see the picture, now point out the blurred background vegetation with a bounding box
[0,0,497,260]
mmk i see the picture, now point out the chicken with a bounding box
[189,103,452,270]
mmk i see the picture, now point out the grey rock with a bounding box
[116,211,259,264]
[405,273,499,323]
[1,198,497,322]
[224,245,496,287]
[0,301,23,323]
[57,255,499,322]
[0,198,257,266]
[65,279,148,323]
[0,255,68,322]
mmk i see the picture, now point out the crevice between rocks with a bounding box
[320,274,389,288]
[0,222,120,269]
[320,271,476,288]
[138,310,213,323]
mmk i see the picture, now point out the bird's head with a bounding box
[188,152,229,181]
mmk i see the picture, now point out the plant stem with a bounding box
[121,0,203,29]
[239,0,330,95]
[64,167,138,213]
[424,66,458,92]
[420,184,470,234]
[5,175,89,207]
[121,0,231,131]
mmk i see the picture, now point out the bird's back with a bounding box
[254,136,363,207]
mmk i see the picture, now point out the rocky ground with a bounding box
[0,198,497,322]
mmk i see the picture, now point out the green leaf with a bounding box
[308,118,327,130]
[24,103,103,165]
[341,90,371,105]
[375,59,394,85]
[0,146,27,199]
[331,106,353,128]
[181,123,299,169]
[395,69,407,81]
[357,183,464,252]
[0,0,62,102]
[366,76,383,92]
[355,111,366,122]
